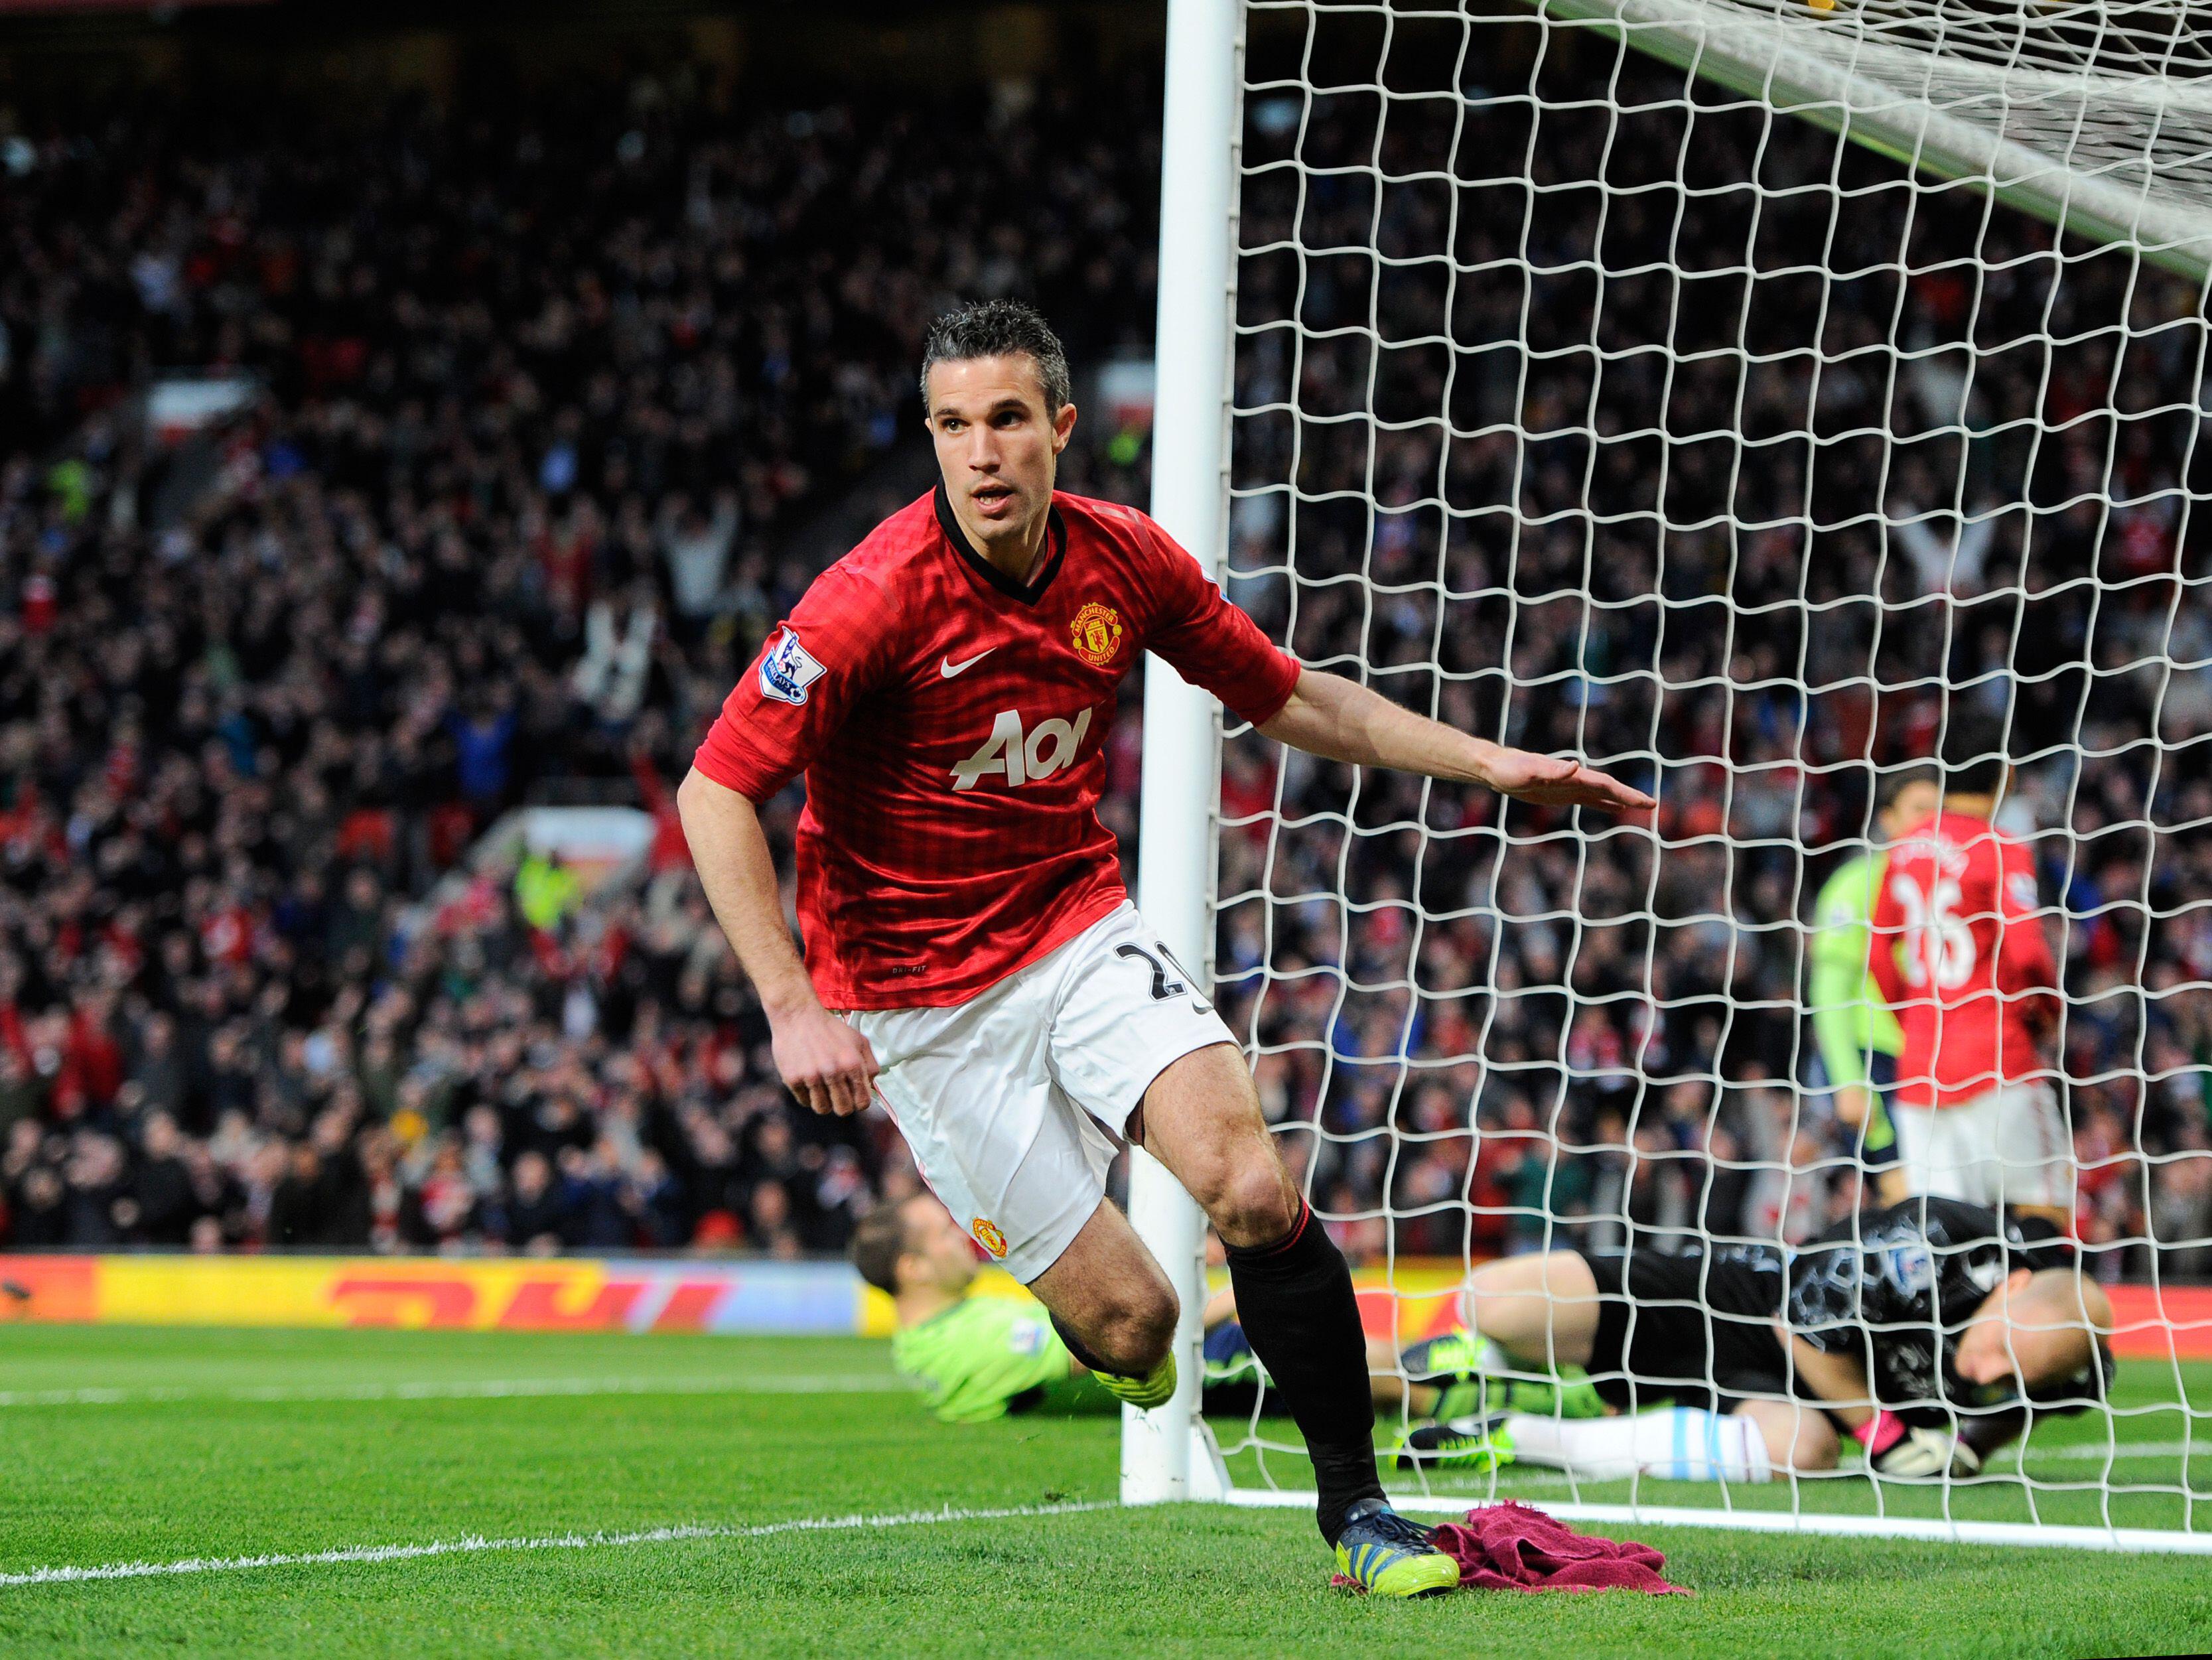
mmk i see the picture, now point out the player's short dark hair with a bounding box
[920,299,1071,413]
[850,1200,918,1296]
[1939,708,2010,794]
[1878,764,1940,807]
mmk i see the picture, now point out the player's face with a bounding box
[1879,780,1939,839]
[925,355,1079,553]
[1953,1269,2043,1388]
[902,1196,981,1295]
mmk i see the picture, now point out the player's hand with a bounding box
[1833,1085,1870,1128]
[1874,1424,1976,1479]
[1858,1409,1978,1479]
[769,1004,882,1117]
[1478,746,1656,815]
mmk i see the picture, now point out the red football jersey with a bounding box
[1868,809,2059,1108]
[692,486,1300,1008]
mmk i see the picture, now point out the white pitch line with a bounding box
[2016,1439,2203,1464]
[0,1499,1113,1590]
[1397,1440,2204,1497]
[0,1375,911,1409]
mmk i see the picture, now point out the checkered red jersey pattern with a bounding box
[1868,810,2061,1109]
[692,487,1300,1009]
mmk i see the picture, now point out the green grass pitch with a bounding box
[1,1326,2209,1658]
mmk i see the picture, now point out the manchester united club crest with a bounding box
[971,1217,1008,1259]
[1070,601,1123,669]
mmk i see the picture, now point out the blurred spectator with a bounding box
[498,1150,568,1257]
[129,1111,196,1247]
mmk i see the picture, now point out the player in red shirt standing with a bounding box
[677,301,1653,1595]
[1868,713,2069,1227]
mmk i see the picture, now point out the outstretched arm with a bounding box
[1777,1322,1965,1477]
[675,768,880,1117]
[1255,669,1655,815]
[1779,1328,1875,1430]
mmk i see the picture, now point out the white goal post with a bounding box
[1128,0,2212,1552]
[1122,0,1246,1507]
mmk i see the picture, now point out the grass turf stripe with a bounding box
[0,1500,1113,1589]
[0,1375,910,1408]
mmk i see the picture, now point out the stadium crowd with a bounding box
[1,43,2208,1277]
[0,68,1158,1255]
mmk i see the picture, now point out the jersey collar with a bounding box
[933,482,1066,606]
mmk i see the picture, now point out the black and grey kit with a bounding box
[1579,1198,2095,1418]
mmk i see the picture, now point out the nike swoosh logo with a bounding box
[940,648,995,679]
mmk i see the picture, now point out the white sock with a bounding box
[1502,1408,1772,1484]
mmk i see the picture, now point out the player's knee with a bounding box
[1462,1280,1505,1339]
[1767,1409,1837,1473]
[1794,1420,1840,1473]
[1098,1282,1177,1373]
[1465,1256,1519,1304]
[1796,1440,1839,1474]
[1463,1257,1557,1349]
[1462,1286,1533,1357]
[1205,1150,1296,1247]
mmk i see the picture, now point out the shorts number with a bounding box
[1117,942,1213,1012]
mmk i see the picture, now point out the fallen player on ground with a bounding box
[1415,1198,2113,1483]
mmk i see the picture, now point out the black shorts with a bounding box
[1861,1050,1901,1172]
[1582,1247,1793,1412]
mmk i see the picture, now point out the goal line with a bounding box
[1217,1485,2212,1555]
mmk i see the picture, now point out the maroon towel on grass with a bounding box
[1334,1502,1687,1596]
[1434,1502,1686,1594]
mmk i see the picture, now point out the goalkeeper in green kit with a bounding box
[855,1192,1599,1429]
[1807,774,1938,1207]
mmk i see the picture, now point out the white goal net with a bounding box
[1131,0,2212,1551]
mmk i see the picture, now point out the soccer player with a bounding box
[856,1192,1122,1422]
[677,299,1653,1596]
[1430,1198,2112,1483]
[853,1192,1602,1428]
[1867,714,2069,1226]
[1807,772,1940,1207]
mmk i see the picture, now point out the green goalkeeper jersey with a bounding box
[892,1295,1105,1423]
[1808,851,1903,1093]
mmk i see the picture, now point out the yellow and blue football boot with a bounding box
[1092,1350,1177,1409]
[1393,1412,1516,1474]
[1334,1498,1461,1598]
[1401,1330,1608,1421]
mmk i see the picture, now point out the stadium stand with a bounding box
[0,70,1160,1253]
[0,51,2205,1280]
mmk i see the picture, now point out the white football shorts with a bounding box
[841,902,1236,1283]
[1890,1081,2073,1210]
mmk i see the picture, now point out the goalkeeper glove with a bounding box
[1854,1409,1981,1479]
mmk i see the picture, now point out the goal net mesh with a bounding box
[1202,0,2212,1540]
[1539,0,2212,275]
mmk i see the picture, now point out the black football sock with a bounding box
[1225,1200,1385,1545]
